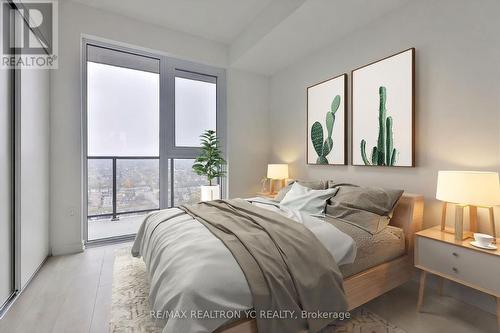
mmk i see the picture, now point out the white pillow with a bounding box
[280,182,338,215]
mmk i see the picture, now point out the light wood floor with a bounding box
[0,242,497,333]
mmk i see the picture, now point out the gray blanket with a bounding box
[180,199,347,333]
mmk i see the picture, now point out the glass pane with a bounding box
[87,62,159,156]
[87,159,113,215]
[175,77,216,147]
[172,159,211,206]
[117,159,159,213]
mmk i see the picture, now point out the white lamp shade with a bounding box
[436,171,500,207]
[267,164,289,180]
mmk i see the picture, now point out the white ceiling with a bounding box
[70,0,275,44]
[231,0,411,75]
[70,0,410,75]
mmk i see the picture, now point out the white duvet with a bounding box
[132,198,356,333]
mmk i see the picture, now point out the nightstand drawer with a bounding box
[416,236,500,296]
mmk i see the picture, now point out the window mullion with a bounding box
[159,57,172,209]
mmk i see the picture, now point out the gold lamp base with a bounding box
[269,178,286,195]
[440,202,497,243]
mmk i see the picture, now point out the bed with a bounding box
[132,192,423,333]
[215,193,423,333]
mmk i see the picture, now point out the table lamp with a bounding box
[436,171,500,241]
[267,164,289,194]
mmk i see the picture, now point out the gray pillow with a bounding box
[326,184,403,234]
[274,179,328,202]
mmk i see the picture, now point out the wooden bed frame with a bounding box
[216,193,424,333]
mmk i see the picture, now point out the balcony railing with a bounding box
[87,156,160,220]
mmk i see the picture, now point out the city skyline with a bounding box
[88,158,208,217]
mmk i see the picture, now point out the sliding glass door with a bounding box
[0,66,14,308]
[84,41,226,243]
[86,46,160,241]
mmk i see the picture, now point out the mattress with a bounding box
[325,217,406,278]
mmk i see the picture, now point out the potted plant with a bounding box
[192,129,226,201]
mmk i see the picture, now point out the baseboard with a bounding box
[51,242,84,256]
[0,292,17,320]
[85,234,135,248]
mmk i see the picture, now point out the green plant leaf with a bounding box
[361,86,399,167]
[322,137,333,156]
[360,139,371,165]
[192,129,226,184]
[311,122,324,156]
[317,156,329,164]
[331,95,341,114]
[386,116,394,166]
[325,112,334,138]
[371,147,378,165]
[390,148,397,166]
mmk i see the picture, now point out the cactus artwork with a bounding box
[310,95,340,164]
[360,86,398,166]
[353,48,413,167]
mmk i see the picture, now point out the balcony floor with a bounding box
[88,214,146,240]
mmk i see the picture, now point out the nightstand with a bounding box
[256,192,277,200]
[415,226,500,330]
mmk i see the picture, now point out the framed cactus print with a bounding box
[307,73,347,165]
[352,48,415,167]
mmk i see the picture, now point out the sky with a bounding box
[87,62,216,156]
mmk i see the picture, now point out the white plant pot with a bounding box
[200,185,220,202]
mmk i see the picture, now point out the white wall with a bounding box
[227,69,270,197]
[19,69,51,287]
[269,0,500,313]
[50,1,270,254]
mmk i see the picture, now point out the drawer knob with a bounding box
[452,267,458,273]
[452,252,458,257]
